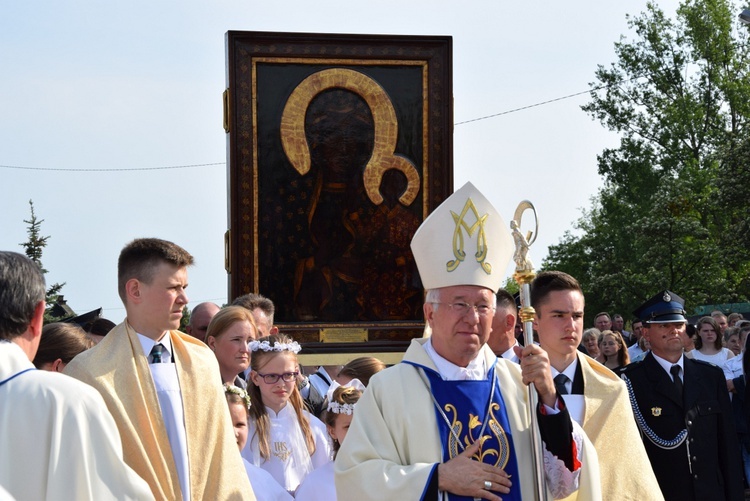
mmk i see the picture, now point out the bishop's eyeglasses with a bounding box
[430,302,494,317]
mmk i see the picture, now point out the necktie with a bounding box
[554,373,570,395]
[150,343,164,364]
[670,365,683,398]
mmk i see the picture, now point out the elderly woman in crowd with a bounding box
[581,327,601,359]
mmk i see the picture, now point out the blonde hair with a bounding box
[206,306,258,342]
[247,334,314,461]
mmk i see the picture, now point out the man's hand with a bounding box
[515,343,557,408]
[727,379,736,394]
[437,439,512,500]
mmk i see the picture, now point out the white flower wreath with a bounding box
[248,339,301,354]
[326,378,366,415]
[223,383,251,410]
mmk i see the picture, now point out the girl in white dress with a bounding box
[294,379,365,501]
[224,384,292,501]
[693,316,735,365]
[242,334,332,495]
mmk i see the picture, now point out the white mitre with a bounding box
[410,181,514,292]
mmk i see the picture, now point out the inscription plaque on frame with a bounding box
[225,31,453,352]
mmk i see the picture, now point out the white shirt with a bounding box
[423,338,487,380]
[723,354,743,380]
[137,332,190,501]
[651,352,684,383]
[500,341,521,364]
[691,347,734,366]
[627,343,644,361]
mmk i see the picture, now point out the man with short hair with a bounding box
[628,319,646,360]
[712,310,729,334]
[0,251,151,500]
[186,301,220,342]
[622,291,742,500]
[65,238,254,500]
[336,183,599,500]
[488,289,519,362]
[232,292,279,337]
[531,270,662,500]
[612,313,633,346]
[593,312,611,331]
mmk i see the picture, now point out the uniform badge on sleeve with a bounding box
[651,407,662,417]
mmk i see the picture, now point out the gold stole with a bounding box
[65,321,255,500]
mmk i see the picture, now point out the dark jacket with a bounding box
[621,352,743,501]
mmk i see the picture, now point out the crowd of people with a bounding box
[1,181,747,500]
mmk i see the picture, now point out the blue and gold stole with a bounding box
[408,362,521,501]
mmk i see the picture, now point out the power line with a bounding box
[0,162,224,172]
[0,83,613,172]
[455,86,601,125]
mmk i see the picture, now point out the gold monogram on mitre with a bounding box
[651,407,662,417]
[409,181,514,292]
[447,198,491,275]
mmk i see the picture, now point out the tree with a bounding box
[19,200,69,322]
[543,0,750,323]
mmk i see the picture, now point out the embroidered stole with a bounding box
[422,365,521,501]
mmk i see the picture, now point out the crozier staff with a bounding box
[335,182,600,501]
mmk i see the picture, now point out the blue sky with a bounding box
[0,0,680,320]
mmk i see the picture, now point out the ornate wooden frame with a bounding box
[225,31,453,355]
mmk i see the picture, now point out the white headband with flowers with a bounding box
[326,378,366,415]
[224,383,251,410]
[248,339,301,354]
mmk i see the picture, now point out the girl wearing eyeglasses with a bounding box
[242,334,332,495]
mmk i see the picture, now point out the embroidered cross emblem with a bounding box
[272,441,292,462]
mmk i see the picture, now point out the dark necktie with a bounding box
[670,365,683,398]
[150,343,165,364]
[554,373,570,395]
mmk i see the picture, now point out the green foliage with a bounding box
[179,305,191,333]
[501,276,520,296]
[19,200,69,322]
[544,0,750,323]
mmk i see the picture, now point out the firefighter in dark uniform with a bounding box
[621,290,743,501]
